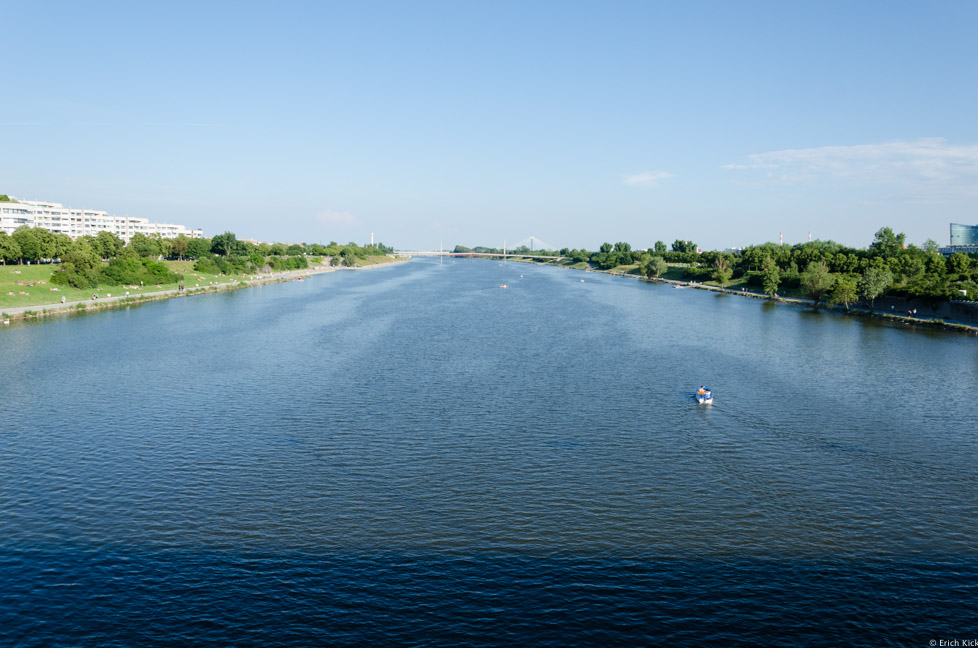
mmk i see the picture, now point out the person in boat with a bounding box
[697,386,706,395]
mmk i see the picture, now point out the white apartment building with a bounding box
[0,197,203,241]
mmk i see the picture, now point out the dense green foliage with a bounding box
[186,237,212,258]
[0,231,22,263]
[640,254,667,279]
[100,256,183,286]
[193,253,250,275]
[761,256,781,297]
[828,275,859,310]
[800,261,834,306]
[0,225,391,291]
[268,255,309,271]
[93,231,124,259]
[675,227,978,304]
[462,225,978,306]
[210,231,247,257]
[50,242,183,288]
[49,239,101,288]
[712,254,733,286]
[4,226,73,263]
[129,233,163,258]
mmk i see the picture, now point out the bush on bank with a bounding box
[267,255,308,271]
[101,256,182,286]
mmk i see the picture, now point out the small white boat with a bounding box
[695,387,713,404]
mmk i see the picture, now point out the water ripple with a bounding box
[2,258,978,645]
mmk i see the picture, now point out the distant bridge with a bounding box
[395,235,564,260]
[397,251,566,261]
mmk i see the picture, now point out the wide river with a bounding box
[2,258,977,646]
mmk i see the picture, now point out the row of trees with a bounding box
[557,240,701,270]
[198,232,391,268]
[0,227,395,266]
[0,227,202,265]
[474,227,976,306]
[0,226,394,289]
[453,239,696,269]
[697,230,974,304]
[690,228,977,305]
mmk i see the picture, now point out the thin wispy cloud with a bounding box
[724,138,978,196]
[316,210,356,225]
[623,171,674,187]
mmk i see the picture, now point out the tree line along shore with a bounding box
[456,227,978,311]
[1,229,397,319]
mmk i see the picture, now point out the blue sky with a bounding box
[3,0,977,250]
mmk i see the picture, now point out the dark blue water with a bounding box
[2,258,977,646]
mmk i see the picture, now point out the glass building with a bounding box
[950,223,978,246]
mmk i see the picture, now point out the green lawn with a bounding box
[0,261,236,311]
[562,261,590,270]
[607,263,642,275]
[661,266,686,281]
[353,254,402,266]
[1,264,88,310]
[0,256,397,314]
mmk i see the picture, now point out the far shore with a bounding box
[8,254,976,336]
[1,256,407,324]
[510,257,978,336]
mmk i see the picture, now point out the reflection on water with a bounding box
[2,258,976,646]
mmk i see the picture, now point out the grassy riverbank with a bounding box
[513,256,978,335]
[1,255,402,322]
[1,260,235,310]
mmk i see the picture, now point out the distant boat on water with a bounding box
[696,386,713,405]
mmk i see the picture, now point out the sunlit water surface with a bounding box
[2,258,977,646]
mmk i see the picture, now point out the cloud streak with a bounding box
[724,138,978,195]
[623,171,674,187]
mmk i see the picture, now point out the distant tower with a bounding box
[779,232,783,246]
[809,231,812,242]
[371,231,374,246]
